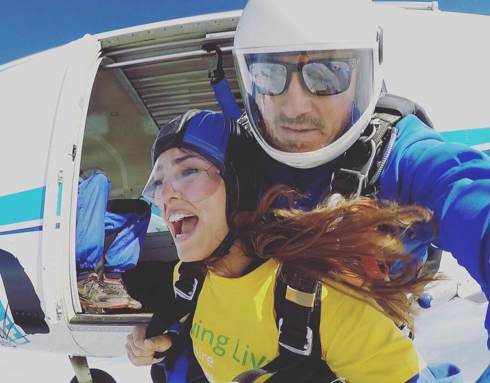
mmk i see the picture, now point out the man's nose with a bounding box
[281,73,313,118]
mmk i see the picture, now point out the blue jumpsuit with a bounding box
[76,170,150,273]
[258,114,490,382]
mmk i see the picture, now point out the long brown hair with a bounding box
[233,186,437,328]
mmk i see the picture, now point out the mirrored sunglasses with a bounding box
[249,58,358,96]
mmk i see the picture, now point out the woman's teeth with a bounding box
[168,213,198,238]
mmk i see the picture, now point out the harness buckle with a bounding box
[174,277,198,301]
[278,317,313,356]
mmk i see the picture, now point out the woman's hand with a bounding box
[126,325,172,366]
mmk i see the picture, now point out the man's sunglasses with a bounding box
[249,58,358,96]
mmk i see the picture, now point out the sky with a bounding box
[1,0,490,65]
[0,0,246,65]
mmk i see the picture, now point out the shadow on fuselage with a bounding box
[0,249,49,334]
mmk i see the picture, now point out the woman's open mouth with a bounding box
[168,212,199,241]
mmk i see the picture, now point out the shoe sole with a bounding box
[79,298,133,310]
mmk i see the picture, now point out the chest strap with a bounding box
[331,112,400,198]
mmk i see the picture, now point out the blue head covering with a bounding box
[150,110,240,258]
[152,110,230,174]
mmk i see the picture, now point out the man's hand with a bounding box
[126,325,172,366]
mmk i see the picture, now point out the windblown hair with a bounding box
[233,186,437,328]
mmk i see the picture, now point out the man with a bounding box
[128,0,490,381]
[233,0,490,380]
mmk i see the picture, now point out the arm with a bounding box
[381,115,490,291]
[380,114,490,345]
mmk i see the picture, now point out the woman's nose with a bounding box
[160,180,181,205]
[281,73,313,118]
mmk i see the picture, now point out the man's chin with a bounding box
[273,138,326,153]
[267,128,329,153]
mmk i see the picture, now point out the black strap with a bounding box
[146,262,205,358]
[331,93,435,198]
[331,112,400,198]
[275,267,319,357]
[376,93,433,129]
[233,266,340,383]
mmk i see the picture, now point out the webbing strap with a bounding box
[233,266,339,383]
[331,112,400,198]
[275,268,318,357]
[146,262,204,358]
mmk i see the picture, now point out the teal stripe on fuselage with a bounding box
[0,187,45,226]
[440,127,490,146]
[56,183,63,217]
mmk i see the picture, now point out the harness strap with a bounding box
[331,112,400,198]
[232,265,342,383]
[146,262,205,359]
[275,267,318,357]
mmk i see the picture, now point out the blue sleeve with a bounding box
[411,363,464,382]
[380,114,490,347]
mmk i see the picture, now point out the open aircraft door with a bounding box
[1,11,240,382]
[0,35,101,353]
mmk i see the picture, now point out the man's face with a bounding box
[257,53,357,153]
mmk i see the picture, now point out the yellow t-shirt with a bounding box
[174,260,421,383]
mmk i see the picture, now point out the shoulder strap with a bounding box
[274,265,321,358]
[331,111,399,198]
[331,93,436,198]
[233,265,342,383]
[146,262,205,358]
[376,93,433,128]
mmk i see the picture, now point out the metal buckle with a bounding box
[174,277,198,301]
[278,318,313,356]
[237,113,252,133]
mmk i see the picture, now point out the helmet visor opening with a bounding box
[236,48,374,155]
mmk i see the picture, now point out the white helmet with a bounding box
[233,0,383,168]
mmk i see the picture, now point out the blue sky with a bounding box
[1,0,488,65]
[0,0,247,64]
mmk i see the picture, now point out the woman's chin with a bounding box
[176,246,207,263]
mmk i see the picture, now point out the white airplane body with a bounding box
[0,3,488,382]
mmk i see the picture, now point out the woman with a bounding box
[129,110,434,383]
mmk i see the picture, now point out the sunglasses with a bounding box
[249,58,358,96]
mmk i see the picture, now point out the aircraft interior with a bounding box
[75,22,242,319]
